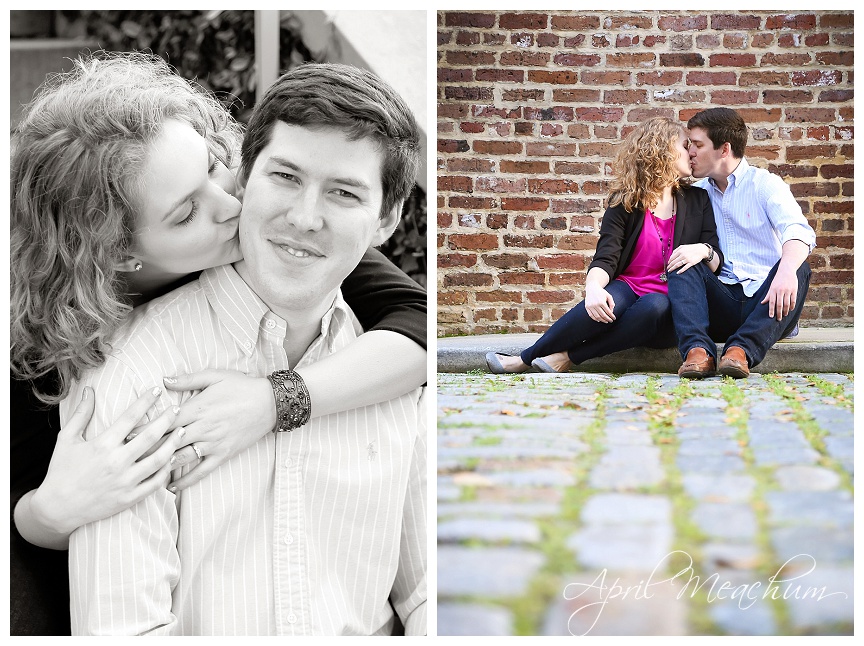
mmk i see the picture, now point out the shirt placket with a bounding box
[262,315,312,636]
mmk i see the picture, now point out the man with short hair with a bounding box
[667,107,815,378]
[62,63,426,636]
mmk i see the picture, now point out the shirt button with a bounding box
[284,534,294,545]
[244,340,253,349]
[285,457,293,468]
[287,614,297,624]
[266,319,276,329]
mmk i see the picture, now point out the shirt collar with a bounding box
[200,264,356,357]
[709,156,750,191]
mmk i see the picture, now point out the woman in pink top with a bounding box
[487,117,724,374]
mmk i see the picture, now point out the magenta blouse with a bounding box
[616,208,675,296]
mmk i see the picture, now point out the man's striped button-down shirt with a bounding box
[61,264,426,636]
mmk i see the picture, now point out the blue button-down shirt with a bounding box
[694,158,816,297]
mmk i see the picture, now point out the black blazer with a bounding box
[588,183,723,281]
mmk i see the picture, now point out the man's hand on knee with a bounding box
[761,266,798,320]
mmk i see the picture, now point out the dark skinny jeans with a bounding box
[520,279,676,366]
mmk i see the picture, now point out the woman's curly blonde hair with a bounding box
[607,117,689,213]
[11,51,243,404]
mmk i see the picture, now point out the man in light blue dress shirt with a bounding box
[667,108,816,379]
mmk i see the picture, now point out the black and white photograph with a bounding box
[9,9,428,636]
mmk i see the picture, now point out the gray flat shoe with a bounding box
[531,358,559,373]
[485,352,528,374]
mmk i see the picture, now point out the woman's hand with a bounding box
[163,370,276,491]
[584,285,616,323]
[22,387,184,546]
[668,243,709,274]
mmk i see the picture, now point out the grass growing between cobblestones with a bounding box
[720,378,793,635]
[642,378,721,634]
[499,383,610,635]
[761,374,853,493]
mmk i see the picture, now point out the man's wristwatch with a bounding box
[702,243,715,263]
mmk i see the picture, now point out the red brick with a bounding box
[709,53,756,67]
[816,52,854,67]
[581,71,632,85]
[500,51,551,67]
[444,12,496,28]
[438,68,474,83]
[739,71,790,87]
[791,70,842,87]
[501,197,550,211]
[537,33,560,47]
[528,179,581,195]
[685,71,737,86]
[437,292,468,306]
[474,308,497,321]
[768,164,818,178]
[449,196,497,209]
[473,140,523,155]
[554,53,602,67]
[658,15,708,31]
[553,89,602,103]
[566,123,591,139]
[458,123,486,136]
[446,51,496,66]
[526,290,577,304]
[438,253,478,268]
[483,253,531,269]
[551,15,601,30]
[615,34,640,48]
[448,233,499,251]
[438,213,453,228]
[604,89,649,105]
[526,142,578,157]
[820,164,854,179]
[527,70,579,84]
[541,123,564,137]
[504,233,554,248]
[821,13,853,28]
[523,308,543,322]
[483,33,506,45]
[501,160,550,174]
[447,158,496,173]
[814,201,853,215]
[443,272,494,288]
[514,215,535,229]
[751,33,775,48]
[500,13,548,29]
[785,108,836,124]
[762,90,813,104]
[535,254,586,270]
[710,90,758,105]
[723,33,747,49]
[818,90,854,103]
[790,183,839,198]
[540,217,568,230]
[438,176,474,193]
[603,15,652,29]
[766,14,817,30]
[438,104,470,119]
[524,106,575,121]
[498,272,545,285]
[711,14,762,30]
[557,235,600,251]
[502,88,546,102]
[737,108,782,123]
[637,71,683,85]
[608,53,657,68]
[486,213,509,229]
[579,142,619,158]
[761,53,812,66]
[438,30,452,46]
[446,85,494,101]
[554,162,602,175]
[475,68,525,83]
[552,199,603,214]
[806,126,830,141]
[660,53,705,67]
[475,177,526,193]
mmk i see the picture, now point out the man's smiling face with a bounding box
[236,122,397,318]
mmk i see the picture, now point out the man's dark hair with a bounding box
[240,63,421,219]
[687,107,747,159]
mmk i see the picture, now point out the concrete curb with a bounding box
[437,328,854,374]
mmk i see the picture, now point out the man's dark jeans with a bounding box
[520,279,676,366]
[667,260,811,368]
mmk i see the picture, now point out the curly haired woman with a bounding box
[10,52,426,635]
[487,117,724,374]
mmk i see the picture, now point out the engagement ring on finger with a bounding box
[192,443,203,461]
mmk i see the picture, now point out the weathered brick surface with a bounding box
[437,10,853,336]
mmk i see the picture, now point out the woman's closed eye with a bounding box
[178,201,199,226]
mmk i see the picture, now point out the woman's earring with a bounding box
[134,261,142,272]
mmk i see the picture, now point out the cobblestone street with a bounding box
[437,372,854,636]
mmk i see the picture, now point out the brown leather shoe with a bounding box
[718,346,750,379]
[678,347,715,379]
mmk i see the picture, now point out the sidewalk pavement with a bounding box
[436,370,854,636]
[437,327,853,374]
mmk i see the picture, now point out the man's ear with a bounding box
[370,204,402,247]
[721,142,733,158]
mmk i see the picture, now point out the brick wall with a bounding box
[437,10,853,336]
